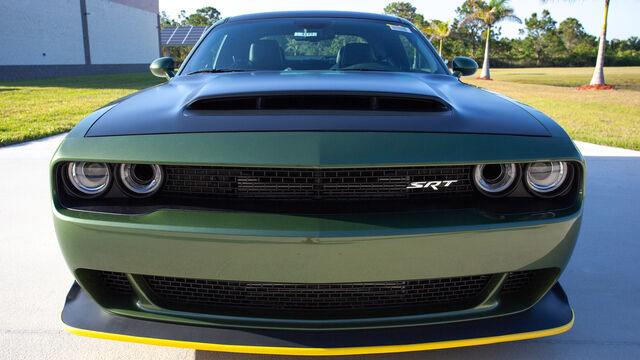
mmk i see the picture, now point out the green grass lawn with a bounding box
[482,66,640,90]
[463,67,640,150]
[0,68,639,150]
[0,73,164,147]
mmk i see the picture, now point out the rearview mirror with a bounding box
[150,57,176,80]
[451,57,478,78]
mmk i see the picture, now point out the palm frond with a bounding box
[501,14,523,24]
[458,15,480,28]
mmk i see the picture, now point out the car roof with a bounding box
[226,11,411,25]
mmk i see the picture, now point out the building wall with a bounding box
[86,0,160,65]
[0,0,86,65]
[0,0,159,80]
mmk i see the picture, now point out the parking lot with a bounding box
[1,135,639,359]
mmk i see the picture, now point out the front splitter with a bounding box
[61,282,573,356]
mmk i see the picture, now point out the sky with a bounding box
[159,0,639,40]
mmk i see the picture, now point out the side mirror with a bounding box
[451,57,478,78]
[150,57,176,80]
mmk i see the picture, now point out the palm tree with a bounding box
[426,20,452,56]
[460,0,521,79]
[543,0,610,86]
[589,0,610,85]
[286,38,300,56]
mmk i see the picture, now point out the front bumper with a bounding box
[54,205,581,329]
[55,207,581,284]
[62,281,574,356]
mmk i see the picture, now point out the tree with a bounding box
[413,14,430,32]
[286,38,300,56]
[558,17,588,53]
[543,0,611,87]
[590,0,610,85]
[179,6,221,26]
[426,20,452,56]
[384,2,418,23]
[521,10,557,66]
[626,36,640,51]
[384,2,429,30]
[161,7,222,62]
[160,11,178,27]
[455,1,484,58]
[460,0,521,79]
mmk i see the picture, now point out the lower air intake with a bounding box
[98,271,133,294]
[142,274,491,318]
[500,270,537,294]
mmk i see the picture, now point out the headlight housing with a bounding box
[525,161,570,197]
[65,162,112,198]
[473,163,520,197]
[117,163,164,197]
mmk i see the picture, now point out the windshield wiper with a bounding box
[186,69,254,75]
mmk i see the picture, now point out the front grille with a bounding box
[162,165,473,201]
[500,270,537,294]
[143,274,491,317]
[98,271,133,294]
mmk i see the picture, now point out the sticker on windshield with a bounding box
[387,24,411,33]
[294,31,318,37]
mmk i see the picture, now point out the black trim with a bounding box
[187,94,450,113]
[226,11,410,24]
[62,282,572,349]
[56,162,581,216]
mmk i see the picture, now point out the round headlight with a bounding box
[525,161,569,195]
[473,163,519,197]
[118,163,163,197]
[66,162,111,197]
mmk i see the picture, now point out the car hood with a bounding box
[86,71,550,137]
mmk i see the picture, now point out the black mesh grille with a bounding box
[162,165,473,201]
[501,270,536,294]
[143,274,491,315]
[98,271,133,294]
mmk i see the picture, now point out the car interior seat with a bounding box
[249,40,285,70]
[336,43,375,68]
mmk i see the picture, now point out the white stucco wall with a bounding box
[0,0,158,67]
[86,0,159,64]
[0,0,85,65]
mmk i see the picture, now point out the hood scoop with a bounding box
[86,72,550,137]
[186,94,449,113]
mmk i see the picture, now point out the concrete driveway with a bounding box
[1,135,638,359]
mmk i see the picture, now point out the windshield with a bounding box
[181,18,446,74]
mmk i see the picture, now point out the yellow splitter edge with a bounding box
[63,315,573,356]
[61,282,574,356]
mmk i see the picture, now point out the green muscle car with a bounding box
[54,11,582,356]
